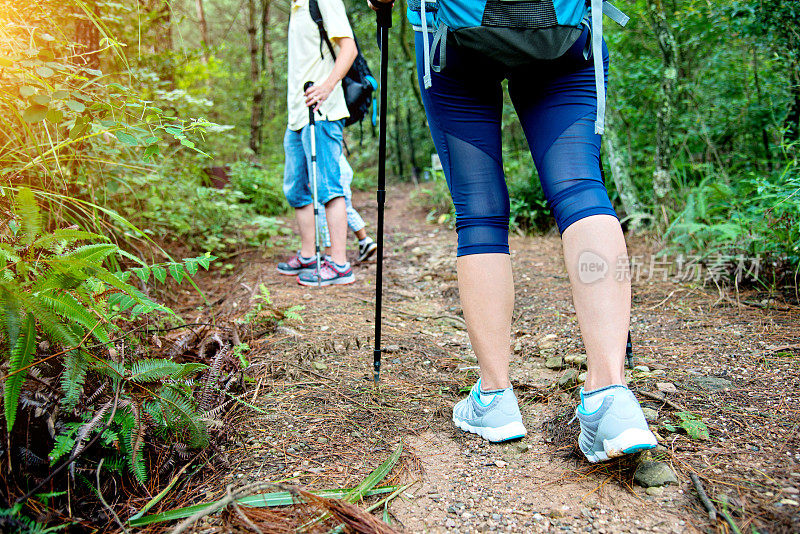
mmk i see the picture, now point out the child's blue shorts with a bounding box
[283,119,346,208]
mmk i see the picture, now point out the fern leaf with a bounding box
[160,385,208,448]
[0,244,21,264]
[36,292,110,344]
[4,313,36,431]
[30,266,84,293]
[129,401,145,479]
[61,350,88,408]
[62,243,120,265]
[33,229,105,250]
[172,362,208,380]
[0,285,22,353]
[128,359,180,383]
[16,291,81,349]
[71,399,112,458]
[13,188,42,246]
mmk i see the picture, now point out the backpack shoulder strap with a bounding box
[308,0,337,60]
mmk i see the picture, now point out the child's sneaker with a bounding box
[276,252,316,275]
[574,385,658,463]
[357,237,378,262]
[297,259,355,286]
[452,379,527,442]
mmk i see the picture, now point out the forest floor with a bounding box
[164,184,799,533]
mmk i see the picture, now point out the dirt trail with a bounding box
[182,184,799,533]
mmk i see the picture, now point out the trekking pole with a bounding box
[305,81,323,287]
[372,0,392,383]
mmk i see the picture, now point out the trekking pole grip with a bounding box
[371,0,392,28]
[304,81,315,125]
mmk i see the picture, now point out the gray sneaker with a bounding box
[452,379,527,442]
[574,385,658,463]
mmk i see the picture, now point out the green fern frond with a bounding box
[159,385,208,448]
[31,266,85,293]
[33,229,105,251]
[0,244,21,264]
[62,243,120,265]
[13,188,42,246]
[49,424,80,465]
[61,350,88,408]
[0,284,22,355]
[4,313,36,431]
[36,292,111,344]
[128,359,180,382]
[119,408,147,483]
[172,362,208,379]
[16,291,81,349]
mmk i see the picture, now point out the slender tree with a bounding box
[647,0,678,224]
[248,0,264,155]
[603,110,641,220]
[195,0,209,62]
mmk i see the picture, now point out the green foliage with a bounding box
[665,150,800,280]
[228,160,289,216]
[2,189,218,486]
[411,170,455,227]
[0,504,66,533]
[240,283,304,327]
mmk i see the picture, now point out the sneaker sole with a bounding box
[296,274,355,287]
[583,427,658,463]
[277,265,317,276]
[453,418,527,443]
[357,243,378,263]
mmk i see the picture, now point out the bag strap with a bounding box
[308,0,337,60]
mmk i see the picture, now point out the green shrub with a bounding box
[0,188,217,482]
[228,160,289,216]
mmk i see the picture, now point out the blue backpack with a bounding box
[410,0,629,134]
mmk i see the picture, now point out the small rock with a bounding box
[564,353,587,368]
[384,344,401,353]
[690,376,733,391]
[494,459,508,467]
[634,365,651,373]
[783,487,799,495]
[276,325,303,338]
[545,356,564,370]
[642,408,659,422]
[317,436,328,444]
[656,382,678,394]
[445,517,457,528]
[538,333,558,349]
[646,486,664,496]
[578,372,587,383]
[634,461,678,488]
[492,513,502,521]
[516,443,530,453]
[778,498,799,506]
[558,369,579,388]
[312,361,328,371]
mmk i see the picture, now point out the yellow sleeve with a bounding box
[317,0,354,41]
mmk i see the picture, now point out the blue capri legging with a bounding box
[415,27,617,256]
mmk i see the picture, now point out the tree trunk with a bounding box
[248,0,263,155]
[75,0,100,69]
[602,110,641,221]
[647,0,678,224]
[195,0,209,62]
[151,0,173,54]
[392,110,405,178]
